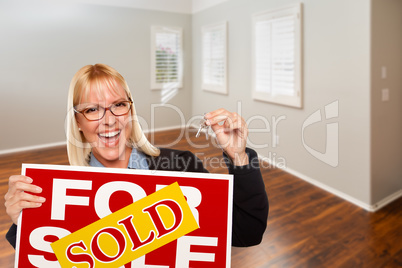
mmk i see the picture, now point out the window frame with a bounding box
[201,21,228,95]
[251,3,303,108]
[150,26,183,90]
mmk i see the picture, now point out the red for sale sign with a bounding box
[15,164,233,268]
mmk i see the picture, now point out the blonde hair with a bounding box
[66,63,160,166]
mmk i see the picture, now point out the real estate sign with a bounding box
[15,164,233,268]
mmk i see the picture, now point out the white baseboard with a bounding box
[159,125,402,212]
[371,188,402,212]
[283,165,374,211]
[187,125,380,211]
[257,153,402,212]
[4,128,400,213]
[0,141,67,156]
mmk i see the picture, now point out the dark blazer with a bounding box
[6,147,268,248]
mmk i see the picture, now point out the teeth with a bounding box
[99,131,120,138]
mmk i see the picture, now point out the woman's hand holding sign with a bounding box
[4,175,46,224]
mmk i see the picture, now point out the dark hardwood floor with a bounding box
[1,128,401,267]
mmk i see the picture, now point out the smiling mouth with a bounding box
[98,130,121,146]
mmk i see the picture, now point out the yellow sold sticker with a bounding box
[51,182,199,268]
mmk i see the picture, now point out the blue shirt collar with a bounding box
[89,148,149,170]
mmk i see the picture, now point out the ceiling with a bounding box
[71,0,228,14]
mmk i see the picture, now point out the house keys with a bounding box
[196,116,209,139]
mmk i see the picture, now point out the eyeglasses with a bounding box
[74,100,133,121]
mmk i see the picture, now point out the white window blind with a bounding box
[151,26,183,90]
[202,21,227,94]
[252,3,302,108]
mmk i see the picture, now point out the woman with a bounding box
[5,64,268,248]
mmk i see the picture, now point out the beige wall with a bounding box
[371,0,402,205]
[0,0,193,151]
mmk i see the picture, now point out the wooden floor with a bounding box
[1,128,401,267]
